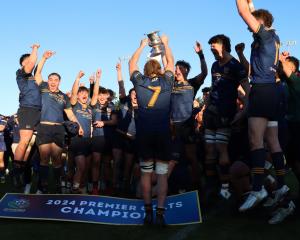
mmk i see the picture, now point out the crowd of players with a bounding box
[0,0,300,226]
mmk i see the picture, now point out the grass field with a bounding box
[0,172,299,240]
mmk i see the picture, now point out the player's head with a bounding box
[286,56,299,73]
[77,86,89,104]
[202,87,210,103]
[208,34,231,60]
[48,73,61,92]
[107,89,115,103]
[19,54,30,67]
[143,59,163,78]
[129,88,137,105]
[175,60,191,81]
[98,87,109,105]
[252,9,274,29]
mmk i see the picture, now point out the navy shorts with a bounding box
[17,107,41,130]
[69,137,91,157]
[137,132,171,161]
[248,83,281,121]
[36,124,65,148]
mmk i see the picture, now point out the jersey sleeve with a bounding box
[254,24,273,42]
[235,62,248,83]
[130,71,144,86]
[164,70,175,85]
[64,94,72,109]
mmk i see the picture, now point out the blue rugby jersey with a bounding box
[16,69,42,109]
[116,97,137,136]
[92,103,116,137]
[72,102,92,138]
[209,58,248,118]
[250,25,280,84]
[130,71,174,134]
[40,83,72,123]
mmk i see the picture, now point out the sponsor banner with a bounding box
[0,191,202,225]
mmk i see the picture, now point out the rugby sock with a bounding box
[39,165,49,192]
[156,207,165,216]
[251,149,266,192]
[93,181,99,190]
[13,160,25,176]
[219,164,230,184]
[204,158,218,187]
[24,162,32,184]
[271,152,286,189]
[145,204,153,213]
[53,167,63,192]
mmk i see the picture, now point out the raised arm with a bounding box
[34,50,55,85]
[193,41,208,84]
[129,38,148,77]
[116,62,126,99]
[279,52,293,78]
[90,69,102,106]
[160,35,174,74]
[235,43,250,75]
[236,0,260,33]
[70,71,85,105]
[24,43,40,74]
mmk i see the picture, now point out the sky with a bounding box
[0,0,299,115]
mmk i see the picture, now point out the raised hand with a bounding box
[194,41,202,53]
[77,70,85,79]
[279,51,290,62]
[160,35,169,46]
[140,38,148,48]
[89,74,95,84]
[31,43,40,49]
[116,62,121,72]
[43,50,56,59]
[235,43,245,54]
[96,69,102,79]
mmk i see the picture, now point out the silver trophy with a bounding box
[146,31,163,56]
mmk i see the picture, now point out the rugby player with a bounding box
[13,44,41,187]
[129,35,174,226]
[170,41,208,189]
[236,0,289,211]
[34,50,84,193]
[203,34,250,199]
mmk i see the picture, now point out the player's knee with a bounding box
[155,162,168,175]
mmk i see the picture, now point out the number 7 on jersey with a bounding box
[147,86,161,108]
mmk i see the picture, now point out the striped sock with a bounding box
[251,149,266,191]
[271,152,286,189]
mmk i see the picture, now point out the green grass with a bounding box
[0,172,299,240]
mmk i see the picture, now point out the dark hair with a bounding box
[48,72,61,80]
[176,60,191,74]
[19,54,30,66]
[252,9,274,28]
[208,34,231,53]
[78,86,89,94]
[287,56,299,72]
[129,88,135,96]
[99,87,108,94]
[202,87,211,93]
[107,89,115,99]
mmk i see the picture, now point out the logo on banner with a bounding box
[4,199,30,213]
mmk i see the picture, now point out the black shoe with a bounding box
[155,213,166,227]
[143,212,153,225]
